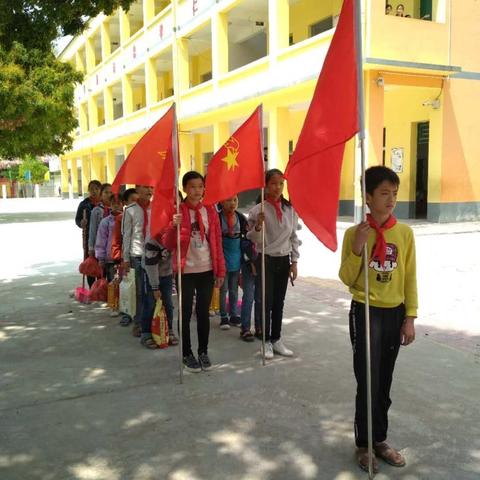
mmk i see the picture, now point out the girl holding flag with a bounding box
[247,169,300,360]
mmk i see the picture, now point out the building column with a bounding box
[90,154,102,182]
[85,37,96,73]
[75,51,85,73]
[179,131,194,177]
[122,74,133,116]
[88,96,99,130]
[144,0,156,25]
[427,93,445,221]
[145,58,158,106]
[174,38,190,96]
[81,156,90,192]
[101,20,111,61]
[104,86,114,124]
[213,121,230,151]
[212,11,228,85]
[79,102,88,133]
[268,0,289,58]
[106,149,116,183]
[194,134,203,173]
[120,8,130,45]
[60,157,69,199]
[70,159,79,197]
[268,107,289,172]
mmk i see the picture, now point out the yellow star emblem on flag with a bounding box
[158,151,167,160]
[222,137,240,171]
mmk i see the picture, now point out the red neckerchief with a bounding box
[224,211,236,236]
[185,200,205,242]
[266,197,282,222]
[138,199,150,239]
[367,214,397,266]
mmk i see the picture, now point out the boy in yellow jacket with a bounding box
[339,166,417,474]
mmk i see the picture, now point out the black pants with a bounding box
[180,271,214,357]
[255,255,290,342]
[349,300,405,448]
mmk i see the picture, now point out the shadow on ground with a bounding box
[1,269,480,480]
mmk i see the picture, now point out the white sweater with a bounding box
[247,201,300,262]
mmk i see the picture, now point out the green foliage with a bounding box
[0,1,136,51]
[0,42,83,158]
[17,155,48,184]
[0,1,136,159]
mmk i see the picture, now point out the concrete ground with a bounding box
[1,199,480,480]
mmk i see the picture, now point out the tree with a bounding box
[0,1,136,159]
[17,155,48,184]
[0,1,135,51]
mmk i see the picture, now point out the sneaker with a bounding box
[198,352,212,371]
[272,339,294,357]
[220,317,230,330]
[264,342,274,360]
[229,316,241,328]
[183,354,201,373]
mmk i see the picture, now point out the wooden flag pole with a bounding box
[355,0,374,477]
[259,105,266,366]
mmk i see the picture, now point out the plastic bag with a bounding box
[119,270,136,317]
[90,278,108,302]
[151,299,169,349]
[210,287,220,313]
[107,274,120,310]
[79,256,103,278]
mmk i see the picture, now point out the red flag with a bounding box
[284,0,358,251]
[111,105,175,193]
[149,107,179,239]
[203,106,264,205]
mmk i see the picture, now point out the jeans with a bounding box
[240,263,256,331]
[130,256,145,326]
[219,270,240,319]
[104,262,116,283]
[349,301,405,448]
[143,274,174,332]
[180,270,214,356]
[255,255,290,342]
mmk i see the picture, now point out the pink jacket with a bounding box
[162,203,226,278]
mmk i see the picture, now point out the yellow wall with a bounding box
[190,49,212,87]
[133,85,146,110]
[441,78,480,203]
[289,0,342,44]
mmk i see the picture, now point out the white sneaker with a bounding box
[272,339,294,357]
[264,342,274,360]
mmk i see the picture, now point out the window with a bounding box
[309,17,334,37]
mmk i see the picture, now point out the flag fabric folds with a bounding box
[203,105,264,205]
[111,105,175,194]
[111,104,178,239]
[284,0,359,251]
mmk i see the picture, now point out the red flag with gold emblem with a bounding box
[111,105,175,193]
[203,106,264,205]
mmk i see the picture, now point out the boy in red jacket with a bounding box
[163,171,225,372]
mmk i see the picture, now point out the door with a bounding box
[420,0,433,20]
[415,122,429,219]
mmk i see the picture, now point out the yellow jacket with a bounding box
[339,222,418,317]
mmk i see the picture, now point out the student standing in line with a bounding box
[247,169,300,359]
[162,171,225,372]
[95,195,123,282]
[88,183,112,256]
[122,185,153,344]
[75,180,102,287]
[339,166,417,473]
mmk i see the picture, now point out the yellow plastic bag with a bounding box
[210,287,220,313]
[152,299,169,349]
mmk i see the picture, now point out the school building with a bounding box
[59,0,480,222]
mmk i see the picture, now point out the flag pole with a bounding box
[173,104,183,385]
[259,105,266,366]
[355,0,373,477]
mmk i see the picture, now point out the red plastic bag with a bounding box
[90,278,108,302]
[79,257,103,278]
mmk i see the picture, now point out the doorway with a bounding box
[415,122,429,218]
[420,0,433,21]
